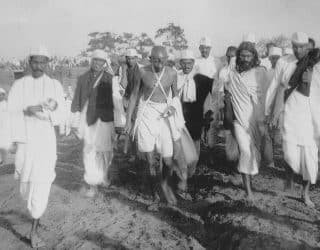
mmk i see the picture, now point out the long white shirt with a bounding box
[8,74,66,183]
[195,56,220,80]
[265,54,297,118]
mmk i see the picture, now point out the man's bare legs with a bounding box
[162,157,177,205]
[302,181,315,208]
[30,218,45,248]
[283,161,294,192]
[241,173,254,201]
[146,152,158,201]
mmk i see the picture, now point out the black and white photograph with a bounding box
[0,0,320,249]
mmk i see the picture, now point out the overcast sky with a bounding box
[0,0,319,59]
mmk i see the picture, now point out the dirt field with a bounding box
[1,134,320,250]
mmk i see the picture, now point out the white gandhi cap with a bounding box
[269,47,282,57]
[29,45,50,58]
[92,49,108,61]
[180,50,195,60]
[199,36,212,47]
[125,48,139,57]
[291,32,309,44]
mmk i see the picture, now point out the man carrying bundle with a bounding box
[266,32,320,207]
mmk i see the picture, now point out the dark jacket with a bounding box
[71,69,114,126]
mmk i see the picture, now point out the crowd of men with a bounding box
[0,31,319,248]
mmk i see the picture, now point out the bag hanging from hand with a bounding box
[179,126,199,177]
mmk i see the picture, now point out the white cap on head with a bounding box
[92,49,108,61]
[199,36,212,47]
[243,33,256,43]
[269,47,282,57]
[283,47,294,55]
[291,32,309,45]
[29,45,50,58]
[180,50,195,60]
[125,48,139,57]
[0,88,6,94]
[168,53,175,61]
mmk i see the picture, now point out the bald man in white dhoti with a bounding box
[224,42,268,200]
[8,46,66,248]
[265,32,319,207]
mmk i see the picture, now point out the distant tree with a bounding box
[86,31,154,58]
[155,23,188,50]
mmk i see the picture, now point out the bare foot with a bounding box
[246,192,255,203]
[161,181,177,206]
[283,179,293,193]
[303,195,315,208]
[30,233,46,248]
[85,186,97,198]
[147,203,159,212]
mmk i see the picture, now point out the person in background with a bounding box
[0,88,10,165]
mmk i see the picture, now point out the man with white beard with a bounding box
[8,46,66,248]
[265,32,319,207]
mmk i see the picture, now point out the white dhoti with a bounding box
[234,122,260,175]
[79,103,114,186]
[135,98,174,158]
[20,182,52,219]
[8,75,66,219]
[283,91,318,184]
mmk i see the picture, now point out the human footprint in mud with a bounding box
[124,46,184,210]
[224,42,268,201]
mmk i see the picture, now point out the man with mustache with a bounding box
[266,32,319,207]
[71,49,115,198]
[224,42,268,200]
[8,46,67,248]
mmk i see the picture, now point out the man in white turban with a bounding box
[8,46,67,248]
[71,49,115,198]
[265,32,319,207]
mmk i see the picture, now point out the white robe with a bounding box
[8,74,66,218]
[226,67,267,175]
[282,63,320,184]
[265,55,298,129]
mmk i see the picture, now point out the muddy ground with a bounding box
[0,134,320,250]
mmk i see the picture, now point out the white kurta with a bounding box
[265,55,298,129]
[8,74,66,219]
[226,67,267,175]
[282,63,320,184]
